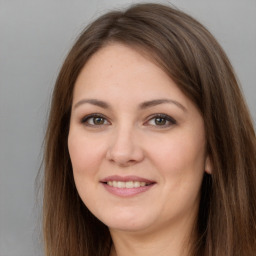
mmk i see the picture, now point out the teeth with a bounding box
[117,181,125,188]
[106,181,148,188]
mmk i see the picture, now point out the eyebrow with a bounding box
[73,98,187,112]
[74,99,111,109]
[139,99,187,112]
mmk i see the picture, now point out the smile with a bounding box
[100,175,156,197]
[106,181,148,188]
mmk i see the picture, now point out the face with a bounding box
[68,43,211,235]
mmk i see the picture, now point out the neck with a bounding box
[109,217,197,256]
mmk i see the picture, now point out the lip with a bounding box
[100,175,155,183]
[100,175,156,197]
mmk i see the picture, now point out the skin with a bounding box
[68,43,212,256]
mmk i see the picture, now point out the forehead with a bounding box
[79,42,157,77]
[74,43,178,95]
[72,42,200,117]
[71,43,204,129]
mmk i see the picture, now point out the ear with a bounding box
[205,155,213,174]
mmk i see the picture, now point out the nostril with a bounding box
[106,142,144,165]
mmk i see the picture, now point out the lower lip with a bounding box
[102,183,155,197]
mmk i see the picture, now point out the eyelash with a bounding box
[80,113,176,128]
[81,113,110,127]
[145,114,177,128]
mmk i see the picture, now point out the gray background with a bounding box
[0,0,255,255]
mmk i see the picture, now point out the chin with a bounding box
[96,210,157,233]
[107,221,152,233]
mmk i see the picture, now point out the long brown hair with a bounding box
[43,3,256,256]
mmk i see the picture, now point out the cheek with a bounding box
[149,134,206,215]
[146,129,206,199]
[68,132,105,176]
[68,132,105,207]
[150,133,205,173]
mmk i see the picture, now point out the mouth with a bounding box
[100,175,156,197]
[104,180,151,188]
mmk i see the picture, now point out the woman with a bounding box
[43,3,256,256]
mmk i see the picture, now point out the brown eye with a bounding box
[81,114,110,126]
[154,117,167,126]
[93,117,105,125]
[146,114,176,128]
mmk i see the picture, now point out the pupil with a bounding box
[94,117,104,124]
[155,117,166,125]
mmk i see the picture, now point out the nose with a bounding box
[106,126,144,167]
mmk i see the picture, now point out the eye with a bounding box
[81,114,110,126]
[146,114,176,128]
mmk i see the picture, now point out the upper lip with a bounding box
[100,175,155,184]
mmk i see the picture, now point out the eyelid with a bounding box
[81,113,111,126]
[144,113,177,127]
[80,113,176,128]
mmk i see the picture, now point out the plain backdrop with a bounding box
[0,0,255,255]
